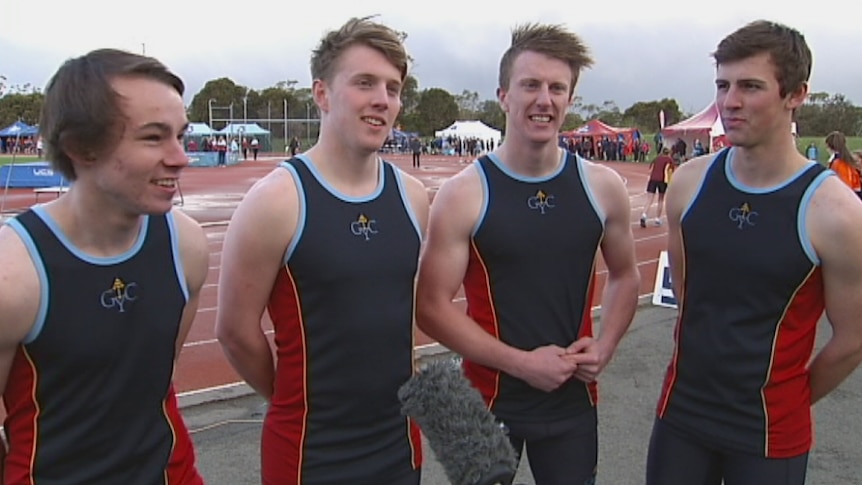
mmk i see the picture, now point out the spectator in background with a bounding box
[825,130,861,200]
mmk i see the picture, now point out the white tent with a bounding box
[435,120,501,144]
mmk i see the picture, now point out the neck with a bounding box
[304,136,380,197]
[46,186,146,257]
[729,133,808,187]
[494,136,563,178]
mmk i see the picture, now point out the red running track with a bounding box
[0,154,669,398]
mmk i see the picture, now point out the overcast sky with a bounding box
[1,0,859,115]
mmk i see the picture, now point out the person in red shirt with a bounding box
[640,146,675,227]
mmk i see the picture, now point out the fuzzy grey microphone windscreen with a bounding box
[398,358,518,485]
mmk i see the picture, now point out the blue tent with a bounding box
[0,120,38,137]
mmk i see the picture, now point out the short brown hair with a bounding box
[40,48,184,181]
[712,20,811,98]
[498,23,594,97]
[310,16,409,83]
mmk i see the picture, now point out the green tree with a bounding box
[188,78,251,129]
[477,100,505,133]
[454,89,480,119]
[623,98,683,132]
[0,91,45,127]
[561,112,586,132]
[396,74,420,130]
[413,88,459,136]
[795,92,859,136]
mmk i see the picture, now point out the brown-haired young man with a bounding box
[216,16,428,485]
[416,23,640,485]
[0,48,208,484]
[647,20,862,485]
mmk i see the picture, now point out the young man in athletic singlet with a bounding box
[216,16,428,485]
[647,20,862,485]
[0,49,208,484]
[415,23,640,485]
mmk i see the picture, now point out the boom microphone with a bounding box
[398,358,518,485]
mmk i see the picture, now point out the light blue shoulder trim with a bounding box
[681,150,725,220]
[471,160,490,237]
[486,151,566,182]
[5,218,50,344]
[166,211,189,302]
[798,170,833,266]
[576,154,606,227]
[295,153,384,202]
[391,164,422,240]
[31,205,148,265]
[279,162,306,266]
[726,148,819,194]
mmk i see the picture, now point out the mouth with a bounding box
[361,116,386,127]
[152,178,178,189]
[529,114,552,124]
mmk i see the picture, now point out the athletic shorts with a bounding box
[646,417,808,485]
[646,180,668,194]
[503,407,597,485]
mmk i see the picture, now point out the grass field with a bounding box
[0,155,40,166]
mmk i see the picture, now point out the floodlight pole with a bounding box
[208,99,215,130]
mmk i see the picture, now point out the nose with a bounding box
[719,85,742,111]
[370,83,391,110]
[535,85,553,107]
[167,138,190,168]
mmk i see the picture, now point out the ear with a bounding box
[312,79,329,114]
[785,81,808,110]
[59,136,98,168]
[496,87,508,113]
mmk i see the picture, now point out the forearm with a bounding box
[220,333,276,401]
[418,300,525,377]
[594,271,640,352]
[808,339,862,404]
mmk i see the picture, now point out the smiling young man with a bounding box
[647,20,862,485]
[0,49,208,484]
[215,16,428,485]
[415,23,640,485]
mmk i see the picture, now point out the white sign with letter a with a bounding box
[652,250,678,309]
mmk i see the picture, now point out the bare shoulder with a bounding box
[237,166,299,221]
[224,166,299,258]
[0,223,41,345]
[170,208,207,249]
[433,163,482,211]
[808,175,862,257]
[393,167,430,208]
[670,153,714,187]
[581,158,625,190]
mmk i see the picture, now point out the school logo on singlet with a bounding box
[728,202,758,229]
[350,213,379,241]
[527,190,556,214]
[100,277,139,313]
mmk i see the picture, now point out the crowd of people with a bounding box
[3,15,862,485]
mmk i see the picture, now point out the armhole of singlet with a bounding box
[576,154,607,228]
[681,149,728,221]
[470,159,490,237]
[391,165,422,240]
[165,211,189,302]
[6,218,51,344]
[798,170,834,266]
[280,162,306,266]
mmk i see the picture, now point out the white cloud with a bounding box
[1,0,859,111]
